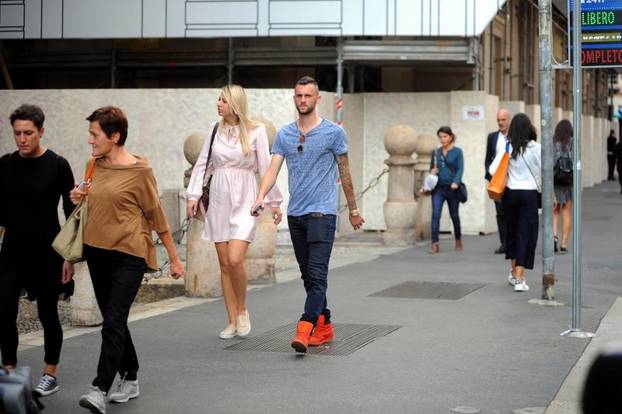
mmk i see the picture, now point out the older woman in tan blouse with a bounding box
[70,106,183,414]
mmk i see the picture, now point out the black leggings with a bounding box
[84,245,146,393]
[0,262,63,366]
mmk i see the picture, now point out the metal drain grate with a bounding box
[370,281,485,300]
[225,323,400,356]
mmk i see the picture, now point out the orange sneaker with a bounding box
[291,321,314,353]
[308,315,334,346]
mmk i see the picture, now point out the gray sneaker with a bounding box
[79,386,107,414]
[108,379,140,403]
[34,373,59,396]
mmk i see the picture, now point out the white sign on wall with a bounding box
[0,0,506,40]
[462,106,485,121]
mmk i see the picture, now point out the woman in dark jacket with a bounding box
[429,126,464,254]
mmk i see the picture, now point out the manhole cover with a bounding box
[225,323,400,356]
[370,281,485,300]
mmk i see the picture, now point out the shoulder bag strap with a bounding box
[83,158,97,194]
[202,122,219,186]
[521,152,541,192]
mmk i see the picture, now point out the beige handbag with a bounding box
[52,159,96,263]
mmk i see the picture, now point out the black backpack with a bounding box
[554,150,573,186]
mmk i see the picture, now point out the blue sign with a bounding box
[570,0,622,66]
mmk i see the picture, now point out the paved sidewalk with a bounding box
[15,181,622,414]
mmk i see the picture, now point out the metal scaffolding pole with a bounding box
[538,0,555,300]
[336,37,344,125]
[227,38,234,85]
[562,0,594,339]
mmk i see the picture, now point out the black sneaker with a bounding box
[34,373,60,397]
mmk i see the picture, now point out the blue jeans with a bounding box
[287,213,336,325]
[431,185,462,243]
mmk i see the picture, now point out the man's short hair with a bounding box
[497,108,512,117]
[86,106,129,145]
[296,75,319,88]
[10,104,45,129]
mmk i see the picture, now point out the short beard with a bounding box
[296,104,315,116]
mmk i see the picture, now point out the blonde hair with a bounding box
[219,84,260,157]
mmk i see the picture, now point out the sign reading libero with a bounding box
[570,0,622,67]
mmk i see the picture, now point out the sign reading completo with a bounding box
[569,0,622,67]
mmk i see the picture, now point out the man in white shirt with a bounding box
[484,109,511,254]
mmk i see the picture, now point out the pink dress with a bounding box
[187,121,283,242]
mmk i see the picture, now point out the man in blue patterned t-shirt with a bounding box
[252,75,365,354]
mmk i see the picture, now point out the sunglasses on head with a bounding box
[297,134,305,153]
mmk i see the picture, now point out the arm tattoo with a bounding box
[336,154,357,211]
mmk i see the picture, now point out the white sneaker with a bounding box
[236,310,251,337]
[79,385,107,414]
[219,324,237,339]
[108,378,139,403]
[507,272,518,286]
[514,280,530,292]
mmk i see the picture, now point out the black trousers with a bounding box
[494,200,507,248]
[84,245,145,393]
[502,189,539,270]
[608,155,617,179]
[0,260,63,366]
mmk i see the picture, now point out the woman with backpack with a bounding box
[552,120,573,254]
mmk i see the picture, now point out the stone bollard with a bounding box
[413,134,437,241]
[160,189,181,236]
[383,125,418,246]
[245,117,279,283]
[71,262,102,326]
[183,132,222,297]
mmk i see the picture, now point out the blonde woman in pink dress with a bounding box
[187,85,283,339]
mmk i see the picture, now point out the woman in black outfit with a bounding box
[488,113,541,292]
[0,104,75,396]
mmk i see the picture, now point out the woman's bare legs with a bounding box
[511,259,525,282]
[215,240,251,318]
[226,240,251,314]
[561,201,573,249]
[215,242,238,325]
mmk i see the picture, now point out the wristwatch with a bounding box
[349,209,360,217]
